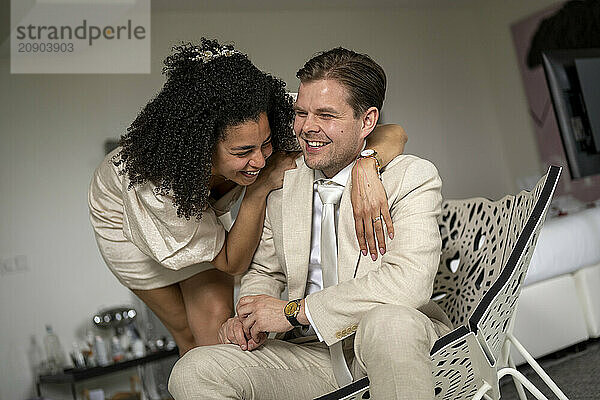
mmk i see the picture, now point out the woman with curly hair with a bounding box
[88,39,407,355]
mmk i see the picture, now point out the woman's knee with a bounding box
[132,287,192,336]
[181,275,234,324]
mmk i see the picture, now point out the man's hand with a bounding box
[217,316,267,351]
[218,316,247,349]
[237,295,295,342]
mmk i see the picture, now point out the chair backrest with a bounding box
[433,195,514,328]
[470,166,561,362]
[432,166,561,334]
[430,166,561,400]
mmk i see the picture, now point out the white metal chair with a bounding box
[316,166,566,400]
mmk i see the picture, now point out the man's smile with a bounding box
[301,137,331,152]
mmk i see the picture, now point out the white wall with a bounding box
[0,2,562,399]
[149,6,515,199]
[0,62,158,400]
[473,0,563,189]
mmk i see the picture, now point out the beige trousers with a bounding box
[168,304,451,400]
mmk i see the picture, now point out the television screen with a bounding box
[542,49,600,179]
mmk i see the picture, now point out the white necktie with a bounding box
[316,180,353,387]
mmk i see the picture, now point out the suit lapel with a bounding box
[282,160,314,300]
[337,178,361,283]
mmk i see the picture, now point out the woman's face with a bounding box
[212,112,273,186]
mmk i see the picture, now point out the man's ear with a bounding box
[360,107,379,139]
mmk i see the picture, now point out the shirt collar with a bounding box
[314,161,354,188]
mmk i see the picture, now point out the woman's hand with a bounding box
[351,157,394,261]
[251,151,300,194]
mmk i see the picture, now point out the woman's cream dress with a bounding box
[88,148,243,290]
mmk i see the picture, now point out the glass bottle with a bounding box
[43,325,67,374]
[27,335,45,375]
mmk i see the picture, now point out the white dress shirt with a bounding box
[303,161,354,341]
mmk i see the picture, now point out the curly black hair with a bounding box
[114,38,298,220]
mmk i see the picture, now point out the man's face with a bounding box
[293,79,368,178]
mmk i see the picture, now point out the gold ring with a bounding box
[372,216,382,223]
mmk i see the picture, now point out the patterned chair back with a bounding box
[471,166,561,362]
[433,195,514,329]
[432,166,560,333]
[430,166,561,400]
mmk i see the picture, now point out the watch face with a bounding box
[361,149,375,157]
[284,301,299,316]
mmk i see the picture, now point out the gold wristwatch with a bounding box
[284,299,304,327]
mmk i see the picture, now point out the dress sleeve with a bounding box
[121,178,226,271]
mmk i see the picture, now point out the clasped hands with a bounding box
[218,295,298,351]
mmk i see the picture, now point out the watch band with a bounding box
[357,150,382,180]
[365,149,383,167]
[284,299,304,327]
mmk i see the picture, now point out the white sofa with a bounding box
[511,206,600,364]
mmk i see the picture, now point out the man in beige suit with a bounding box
[168,47,452,399]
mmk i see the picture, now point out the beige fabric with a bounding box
[169,154,453,399]
[88,148,243,290]
[169,304,451,400]
[241,155,452,342]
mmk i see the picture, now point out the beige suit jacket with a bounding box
[239,154,452,346]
